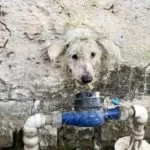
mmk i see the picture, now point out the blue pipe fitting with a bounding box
[104,107,120,120]
[62,110,105,127]
[62,92,121,127]
[62,107,120,127]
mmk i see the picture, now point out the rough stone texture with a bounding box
[39,125,58,149]
[0,123,13,147]
[0,0,150,149]
[58,126,95,150]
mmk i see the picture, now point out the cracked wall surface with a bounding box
[0,21,11,48]
[0,0,150,149]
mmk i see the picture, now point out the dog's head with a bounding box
[47,26,121,85]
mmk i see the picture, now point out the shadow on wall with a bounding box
[96,64,150,100]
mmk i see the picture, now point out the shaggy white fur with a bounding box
[47,26,121,87]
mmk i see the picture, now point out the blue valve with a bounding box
[111,98,120,105]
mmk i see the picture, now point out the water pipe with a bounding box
[23,107,121,150]
[23,112,62,150]
[127,105,148,150]
[62,107,120,127]
[115,105,149,150]
[23,92,149,150]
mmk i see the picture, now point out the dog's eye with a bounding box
[91,52,96,58]
[66,44,69,49]
[72,54,78,60]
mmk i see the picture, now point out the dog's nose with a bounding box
[81,74,93,83]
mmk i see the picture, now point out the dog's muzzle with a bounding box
[81,74,93,83]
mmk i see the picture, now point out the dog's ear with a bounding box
[97,39,121,71]
[47,40,67,63]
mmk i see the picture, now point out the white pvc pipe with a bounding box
[132,105,148,123]
[129,105,148,150]
[23,112,62,150]
[115,105,149,150]
[23,114,46,150]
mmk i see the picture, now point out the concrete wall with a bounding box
[0,0,150,149]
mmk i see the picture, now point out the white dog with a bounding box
[47,26,121,88]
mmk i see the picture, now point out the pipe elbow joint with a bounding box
[132,105,148,124]
[23,114,46,137]
[23,114,46,150]
[24,114,46,128]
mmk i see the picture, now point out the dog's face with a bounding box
[47,27,120,86]
[65,38,102,84]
